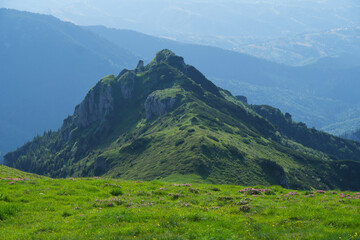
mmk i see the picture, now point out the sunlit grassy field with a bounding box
[0,166,359,240]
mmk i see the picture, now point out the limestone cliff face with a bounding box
[116,69,136,100]
[59,62,140,141]
[60,82,114,140]
[74,82,114,128]
[120,73,135,100]
[145,92,176,119]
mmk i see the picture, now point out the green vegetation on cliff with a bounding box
[250,105,360,161]
[5,50,360,190]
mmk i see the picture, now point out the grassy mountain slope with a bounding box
[250,105,360,161]
[0,165,44,179]
[5,50,360,190]
[0,9,138,154]
[1,169,360,239]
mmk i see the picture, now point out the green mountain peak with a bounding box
[154,49,177,62]
[5,50,360,190]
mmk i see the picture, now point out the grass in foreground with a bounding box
[0,172,359,239]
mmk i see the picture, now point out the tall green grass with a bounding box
[0,173,359,239]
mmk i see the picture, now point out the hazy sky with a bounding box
[1,0,360,46]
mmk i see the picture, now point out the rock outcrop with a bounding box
[145,92,176,119]
[280,176,290,189]
[60,82,114,140]
[60,62,141,141]
[120,72,135,100]
[135,60,144,73]
[60,116,74,141]
[74,82,114,128]
[236,96,248,104]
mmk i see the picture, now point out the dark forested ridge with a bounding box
[5,50,360,190]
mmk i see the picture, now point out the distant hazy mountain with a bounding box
[87,26,360,133]
[237,27,360,66]
[3,0,360,50]
[341,129,360,142]
[0,9,138,154]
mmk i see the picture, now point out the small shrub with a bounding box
[175,139,185,146]
[110,188,123,196]
[190,199,199,205]
[190,117,198,123]
[180,202,191,207]
[207,135,219,142]
[264,189,275,195]
[0,193,10,202]
[62,211,72,217]
[170,193,181,200]
[187,213,202,222]
[113,198,125,206]
[239,205,251,213]
[57,191,69,196]
[0,203,18,220]
[284,192,298,196]
[124,202,134,208]
[189,188,199,194]
[210,187,221,192]
[235,200,249,206]
[137,191,148,196]
[152,190,167,196]
[218,196,233,201]
[239,188,263,195]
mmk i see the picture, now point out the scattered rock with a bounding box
[236,96,248,104]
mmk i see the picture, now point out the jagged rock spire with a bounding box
[135,60,144,73]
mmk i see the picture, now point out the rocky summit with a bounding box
[5,50,360,190]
